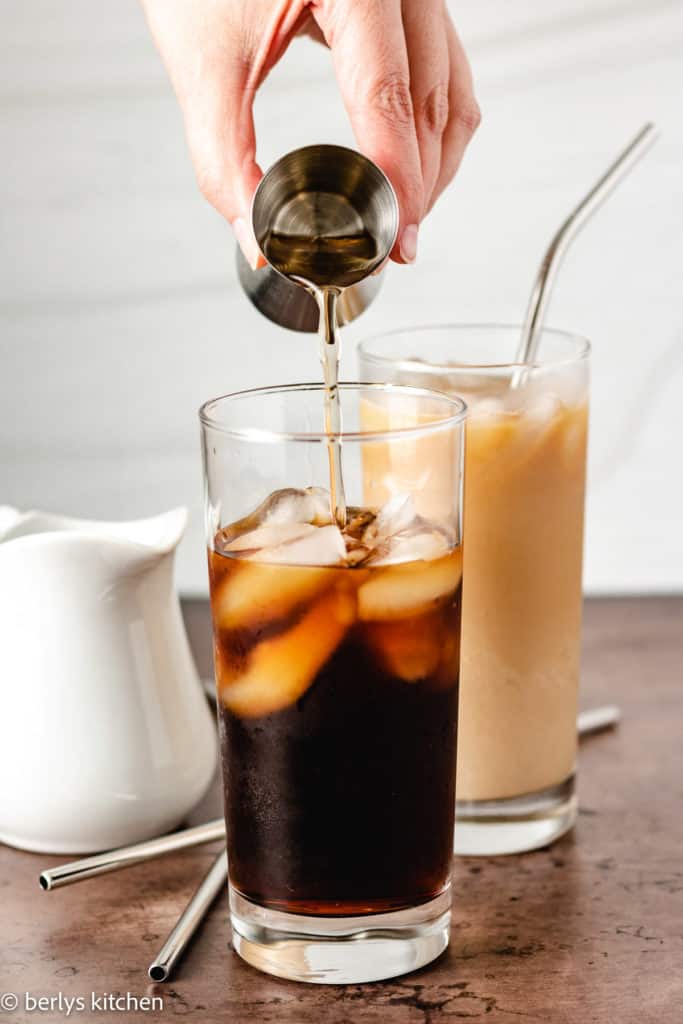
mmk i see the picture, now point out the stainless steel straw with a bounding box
[39,819,225,891]
[148,850,228,982]
[515,122,658,368]
[577,705,620,736]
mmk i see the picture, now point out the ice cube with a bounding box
[369,528,450,566]
[213,516,346,631]
[213,562,331,630]
[247,523,346,566]
[372,493,418,540]
[358,547,463,621]
[468,397,506,421]
[364,608,445,682]
[218,585,356,717]
[226,522,317,553]
[305,487,335,526]
[524,394,562,432]
[255,486,333,527]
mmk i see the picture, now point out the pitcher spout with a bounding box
[0,506,24,540]
[0,506,188,575]
[114,507,188,556]
[90,506,189,577]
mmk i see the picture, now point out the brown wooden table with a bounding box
[2,598,682,1024]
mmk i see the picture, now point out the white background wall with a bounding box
[2,0,682,595]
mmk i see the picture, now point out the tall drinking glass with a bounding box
[200,383,466,983]
[358,326,590,855]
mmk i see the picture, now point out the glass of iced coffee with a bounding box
[358,326,590,855]
[200,382,466,984]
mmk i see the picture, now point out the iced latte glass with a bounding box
[200,383,466,983]
[358,327,590,855]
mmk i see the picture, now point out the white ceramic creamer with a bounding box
[0,506,217,853]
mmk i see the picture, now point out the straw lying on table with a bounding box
[39,819,225,891]
[148,850,228,982]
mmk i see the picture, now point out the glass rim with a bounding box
[199,381,467,444]
[358,322,591,372]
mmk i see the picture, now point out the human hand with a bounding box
[142,0,480,266]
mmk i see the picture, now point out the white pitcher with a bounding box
[0,505,217,854]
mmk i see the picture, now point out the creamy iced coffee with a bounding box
[457,394,588,801]
[359,325,590,853]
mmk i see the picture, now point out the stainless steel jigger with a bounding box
[236,144,399,332]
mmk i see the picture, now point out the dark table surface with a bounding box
[2,597,682,1024]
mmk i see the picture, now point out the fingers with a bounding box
[173,15,266,267]
[184,76,260,220]
[183,71,264,266]
[142,0,302,268]
[401,0,450,217]
[426,16,481,214]
[181,0,309,267]
[321,0,424,262]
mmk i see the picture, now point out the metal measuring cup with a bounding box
[236,144,399,332]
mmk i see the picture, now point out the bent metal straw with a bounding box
[515,122,658,375]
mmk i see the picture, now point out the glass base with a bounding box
[230,886,451,984]
[454,775,577,856]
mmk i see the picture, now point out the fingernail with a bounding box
[399,224,419,264]
[232,217,263,271]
